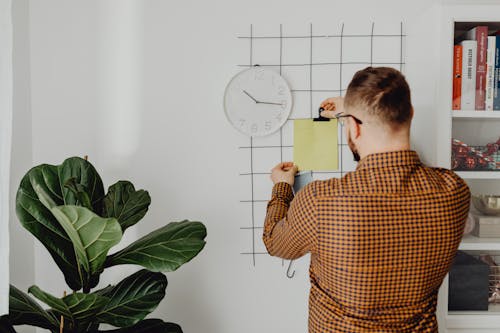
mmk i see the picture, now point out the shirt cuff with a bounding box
[272,182,294,203]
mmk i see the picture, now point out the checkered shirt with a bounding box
[263,150,470,332]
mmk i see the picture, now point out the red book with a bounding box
[465,26,488,110]
[453,44,463,110]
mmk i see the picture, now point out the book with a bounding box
[460,40,477,111]
[494,35,500,110]
[453,44,463,110]
[465,26,488,110]
[485,36,496,111]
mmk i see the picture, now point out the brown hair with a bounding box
[344,67,412,126]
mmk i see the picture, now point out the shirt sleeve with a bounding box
[262,181,317,259]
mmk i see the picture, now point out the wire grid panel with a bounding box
[237,22,406,273]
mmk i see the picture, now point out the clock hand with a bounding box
[242,90,259,103]
[243,90,283,106]
[257,101,283,106]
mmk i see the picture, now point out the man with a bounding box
[263,67,470,332]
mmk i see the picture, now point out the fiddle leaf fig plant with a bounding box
[0,156,207,333]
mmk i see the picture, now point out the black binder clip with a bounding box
[314,107,330,122]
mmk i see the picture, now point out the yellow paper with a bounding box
[294,119,338,171]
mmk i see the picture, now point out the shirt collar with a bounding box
[356,150,422,170]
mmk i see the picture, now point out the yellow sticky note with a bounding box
[294,119,338,171]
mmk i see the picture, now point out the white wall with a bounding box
[0,0,13,317]
[10,0,445,332]
[10,0,35,331]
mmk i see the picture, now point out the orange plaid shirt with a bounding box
[263,150,470,332]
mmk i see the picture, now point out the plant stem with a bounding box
[60,291,66,333]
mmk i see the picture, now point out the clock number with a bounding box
[278,85,285,95]
[280,100,287,110]
[251,123,258,133]
[239,119,246,127]
[264,121,272,131]
[275,114,283,122]
[255,70,264,81]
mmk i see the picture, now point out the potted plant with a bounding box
[0,156,207,332]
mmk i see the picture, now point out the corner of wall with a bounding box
[10,1,35,331]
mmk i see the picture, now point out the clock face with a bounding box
[224,67,293,137]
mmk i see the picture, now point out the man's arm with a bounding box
[263,181,317,259]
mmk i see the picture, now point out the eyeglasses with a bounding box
[334,112,363,126]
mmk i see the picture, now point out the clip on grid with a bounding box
[238,23,406,276]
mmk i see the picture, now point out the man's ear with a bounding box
[352,120,361,139]
[410,107,414,120]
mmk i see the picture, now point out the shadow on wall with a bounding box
[97,0,143,169]
[97,1,218,331]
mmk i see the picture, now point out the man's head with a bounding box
[342,67,413,161]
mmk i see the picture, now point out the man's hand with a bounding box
[319,96,345,118]
[271,162,299,185]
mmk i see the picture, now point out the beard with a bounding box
[347,129,361,162]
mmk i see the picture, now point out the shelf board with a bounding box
[447,304,500,329]
[455,171,500,179]
[452,111,500,119]
[459,234,500,251]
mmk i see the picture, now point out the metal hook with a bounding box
[286,260,296,278]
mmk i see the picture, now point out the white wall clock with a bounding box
[224,66,293,137]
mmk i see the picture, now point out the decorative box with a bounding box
[448,251,490,311]
[472,215,500,238]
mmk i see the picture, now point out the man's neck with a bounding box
[358,140,411,160]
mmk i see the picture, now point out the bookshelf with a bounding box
[447,304,500,330]
[455,171,500,179]
[459,235,500,253]
[437,5,500,333]
[452,111,500,118]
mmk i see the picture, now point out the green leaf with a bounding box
[50,205,122,288]
[93,284,114,296]
[103,181,151,232]
[99,319,182,333]
[44,293,109,333]
[97,270,167,327]
[58,157,105,213]
[28,285,72,322]
[62,293,109,323]
[15,157,105,291]
[5,285,58,330]
[64,177,92,210]
[16,165,81,290]
[0,317,17,333]
[29,285,110,332]
[105,221,206,272]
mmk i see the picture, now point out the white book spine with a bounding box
[460,40,477,111]
[486,36,496,111]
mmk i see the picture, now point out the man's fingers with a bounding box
[272,162,284,170]
[283,165,299,173]
[282,162,295,171]
[327,104,336,111]
[320,103,336,112]
[320,97,340,109]
[320,110,338,119]
[270,162,298,185]
[280,162,294,170]
[320,97,334,107]
[320,97,344,114]
[272,162,294,171]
